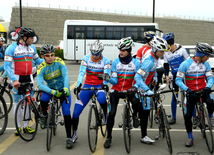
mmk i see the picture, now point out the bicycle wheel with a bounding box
[0,95,8,135]
[158,108,165,138]
[123,103,131,153]
[149,97,154,128]
[46,104,54,151]
[162,108,173,154]
[201,107,214,153]
[53,103,59,136]
[14,98,38,141]
[88,104,98,153]
[3,89,13,114]
[99,105,107,137]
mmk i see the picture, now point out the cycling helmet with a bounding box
[40,44,55,55]
[18,27,36,38]
[162,32,175,41]
[117,37,133,51]
[144,31,155,39]
[0,37,5,42]
[195,42,213,55]
[162,32,175,45]
[150,36,169,52]
[90,40,104,55]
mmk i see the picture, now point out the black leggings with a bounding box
[106,91,139,139]
[139,101,150,138]
[185,93,213,133]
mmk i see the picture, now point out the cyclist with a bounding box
[103,37,141,148]
[136,31,164,91]
[0,37,5,73]
[0,37,5,60]
[135,36,169,144]
[136,31,155,63]
[4,27,44,135]
[176,42,214,147]
[73,40,110,146]
[162,32,190,125]
[37,44,73,149]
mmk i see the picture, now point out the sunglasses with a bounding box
[91,52,101,56]
[44,53,55,57]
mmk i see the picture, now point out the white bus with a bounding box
[63,20,160,61]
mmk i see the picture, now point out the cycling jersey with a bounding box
[76,54,110,87]
[176,57,213,92]
[136,45,151,62]
[0,46,4,60]
[164,44,190,75]
[109,57,140,91]
[4,42,43,82]
[135,52,158,91]
[37,58,70,95]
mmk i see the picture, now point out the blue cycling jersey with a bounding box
[37,58,70,94]
[0,46,4,60]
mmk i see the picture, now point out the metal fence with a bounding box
[15,2,214,22]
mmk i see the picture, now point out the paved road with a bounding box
[0,61,213,155]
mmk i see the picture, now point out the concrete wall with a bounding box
[9,6,214,46]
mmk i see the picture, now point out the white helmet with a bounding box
[117,37,133,50]
[0,37,5,42]
[90,40,104,55]
[150,36,169,52]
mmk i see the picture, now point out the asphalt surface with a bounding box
[0,60,213,155]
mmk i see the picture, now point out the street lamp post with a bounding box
[153,0,155,23]
[20,0,22,27]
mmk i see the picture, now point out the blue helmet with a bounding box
[162,32,175,41]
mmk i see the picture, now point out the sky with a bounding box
[1,0,214,22]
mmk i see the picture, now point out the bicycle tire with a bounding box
[99,105,107,137]
[158,108,165,138]
[0,95,8,135]
[46,104,53,151]
[3,89,13,114]
[201,107,214,153]
[53,103,58,136]
[87,104,98,153]
[14,97,38,141]
[123,103,131,153]
[149,97,154,128]
[162,108,173,154]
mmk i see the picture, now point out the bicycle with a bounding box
[0,77,14,114]
[0,93,8,135]
[14,82,46,141]
[143,84,173,154]
[167,80,185,120]
[117,90,136,153]
[46,91,67,151]
[186,90,214,154]
[76,87,107,153]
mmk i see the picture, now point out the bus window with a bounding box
[115,27,124,39]
[126,27,138,41]
[94,27,105,39]
[67,26,74,39]
[106,27,114,39]
[87,27,93,39]
[75,26,85,39]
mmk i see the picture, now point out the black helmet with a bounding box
[18,27,36,38]
[195,42,213,55]
[40,44,55,55]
